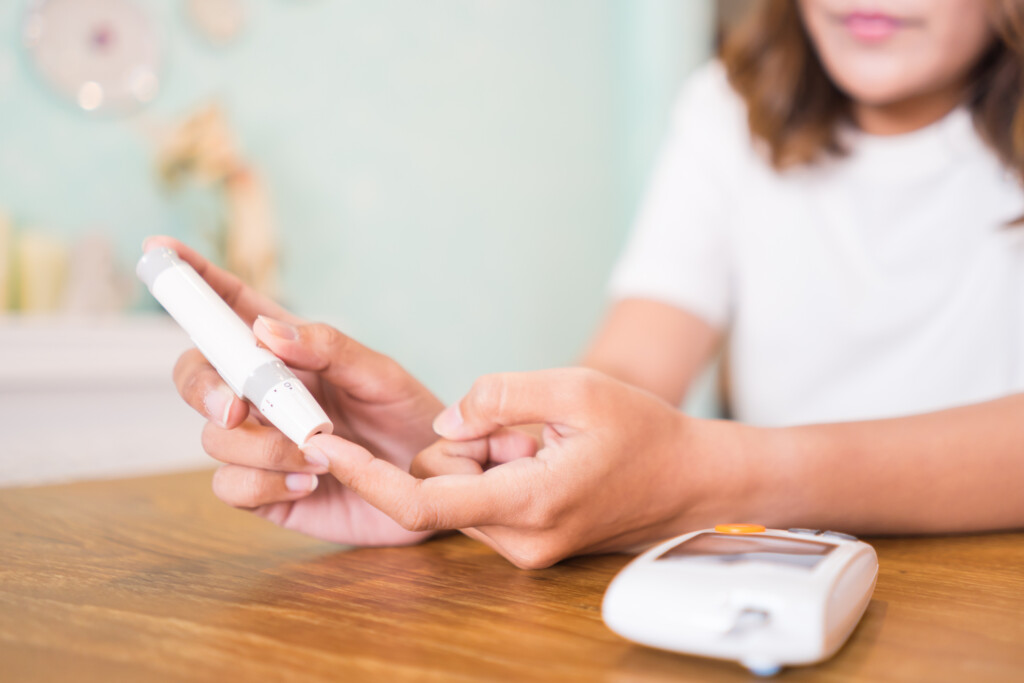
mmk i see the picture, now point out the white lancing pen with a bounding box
[137,246,333,446]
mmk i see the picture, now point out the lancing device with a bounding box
[137,247,333,445]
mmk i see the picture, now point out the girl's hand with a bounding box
[302,368,764,568]
[148,236,445,546]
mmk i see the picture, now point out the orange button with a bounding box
[715,523,766,534]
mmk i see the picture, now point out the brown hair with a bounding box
[721,0,1024,179]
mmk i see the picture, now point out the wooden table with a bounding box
[1,471,1022,682]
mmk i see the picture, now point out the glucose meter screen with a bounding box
[657,533,834,569]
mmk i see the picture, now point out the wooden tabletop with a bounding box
[1,470,1022,682]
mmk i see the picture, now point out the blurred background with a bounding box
[0,0,721,486]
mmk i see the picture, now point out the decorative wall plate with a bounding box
[22,0,162,114]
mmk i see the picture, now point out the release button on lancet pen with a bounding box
[715,524,766,534]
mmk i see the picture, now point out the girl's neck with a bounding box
[852,79,967,136]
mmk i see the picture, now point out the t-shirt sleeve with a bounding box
[608,61,741,330]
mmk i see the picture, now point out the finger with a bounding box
[202,419,328,473]
[489,428,539,464]
[410,428,537,478]
[211,464,319,509]
[142,235,300,325]
[432,368,610,440]
[173,348,249,428]
[253,316,417,401]
[410,440,486,478]
[303,434,537,531]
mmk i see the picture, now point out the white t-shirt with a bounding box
[610,61,1024,427]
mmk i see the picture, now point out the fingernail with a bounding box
[285,473,318,492]
[433,402,463,436]
[302,443,329,468]
[204,384,235,427]
[256,315,299,341]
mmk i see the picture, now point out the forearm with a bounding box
[582,299,720,405]
[742,394,1024,534]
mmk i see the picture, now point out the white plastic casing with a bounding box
[137,247,333,445]
[601,527,878,676]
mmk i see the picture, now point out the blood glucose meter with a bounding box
[602,524,877,676]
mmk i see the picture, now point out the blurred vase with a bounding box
[0,212,11,311]
[63,232,136,314]
[16,231,69,312]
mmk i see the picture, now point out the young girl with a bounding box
[156,0,1024,568]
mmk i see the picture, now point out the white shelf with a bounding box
[0,315,210,486]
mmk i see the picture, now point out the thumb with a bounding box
[432,368,605,441]
[254,316,402,396]
[302,433,423,517]
[302,433,518,532]
[302,433,391,486]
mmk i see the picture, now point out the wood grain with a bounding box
[1,470,1022,682]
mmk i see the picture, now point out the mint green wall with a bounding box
[0,0,712,402]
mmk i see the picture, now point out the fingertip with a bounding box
[142,235,176,253]
[223,394,250,428]
[305,432,348,451]
[253,317,313,369]
[300,439,330,468]
[252,315,271,341]
[285,473,318,493]
[433,402,465,438]
[254,315,299,341]
[303,433,373,471]
[201,382,249,429]
[410,443,485,478]
[301,433,339,465]
[490,428,539,463]
[303,432,332,451]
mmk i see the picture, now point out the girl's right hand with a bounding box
[148,236,451,546]
[301,368,764,568]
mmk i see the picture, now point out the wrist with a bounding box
[673,416,806,531]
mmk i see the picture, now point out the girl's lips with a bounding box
[842,12,908,42]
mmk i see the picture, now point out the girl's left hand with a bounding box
[301,368,770,568]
